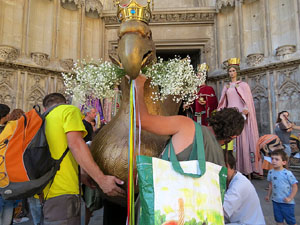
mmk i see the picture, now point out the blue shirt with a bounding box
[267,169,298,204]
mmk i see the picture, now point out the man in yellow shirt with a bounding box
[42,93,125,225]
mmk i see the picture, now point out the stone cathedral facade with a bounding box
[0,0,299,135]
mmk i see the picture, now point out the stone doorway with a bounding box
[156,49,201,70]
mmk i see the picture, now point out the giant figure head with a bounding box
[109,0,156,79]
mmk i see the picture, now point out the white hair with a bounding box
[83,106,96,116]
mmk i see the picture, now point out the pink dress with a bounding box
[218,81,262,175]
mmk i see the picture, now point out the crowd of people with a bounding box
[0,58,299,225]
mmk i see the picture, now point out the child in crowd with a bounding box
[265,150,298,225]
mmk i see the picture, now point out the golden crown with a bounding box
[115,0,153,24]
[227,58,240,66]
[197,63,209,72]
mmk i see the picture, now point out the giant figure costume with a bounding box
[218,58,262,175]
[193,84,218,126]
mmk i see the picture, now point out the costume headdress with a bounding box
[197,63,209,73]
[115,0,153,24]
[227,58,240,66]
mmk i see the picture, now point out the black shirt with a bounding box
[82,119,94,142]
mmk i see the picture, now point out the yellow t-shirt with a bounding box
[43,105,87,200]
[221,139,234,151]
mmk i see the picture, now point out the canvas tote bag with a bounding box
[137,122,227,225]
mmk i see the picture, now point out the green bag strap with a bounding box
[162,122,206,178]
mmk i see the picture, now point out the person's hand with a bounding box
[284,197,292,203]
[242,109,248,115]
[98,175,126,197]
[183,103,190,110]
[280,114,288,121]
[81,173,97,189]
[265,196,270,202]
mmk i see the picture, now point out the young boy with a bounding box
[265,150,298,225]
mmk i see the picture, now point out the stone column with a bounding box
[214,13,220,70]
[78,1,85,60]
[236,0,244,62]
[263,0,272,58]
[21,0,30,57]
[266,70,273,132]
[51,0,60,59]
[294,0,300,52]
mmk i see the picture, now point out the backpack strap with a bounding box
[43,147,70,202]
[42,104,66,119]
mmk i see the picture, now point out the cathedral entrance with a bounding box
[156,49,201,70]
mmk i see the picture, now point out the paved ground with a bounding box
[19,168,300,225]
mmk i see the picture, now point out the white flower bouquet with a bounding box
[62,57,206,105]
[144,57,206,105]
[62,59,125,103]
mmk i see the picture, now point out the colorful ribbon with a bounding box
[127,80,136,225]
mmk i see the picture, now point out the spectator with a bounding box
[223,151,265,225]
[265,150,298,225]
[0,103,15,225]
[275,111,300,157]
[82,107,97,142]
[8,109,24,121]
[82,107,101,225]
[41,93,125,225]
[0,104,10,133]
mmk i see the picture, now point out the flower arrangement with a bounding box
[62,59,125,103]
[62,57,207,105]
[144,57,206,105]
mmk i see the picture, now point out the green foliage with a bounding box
[185,218,204,225]
[154,210,166,224]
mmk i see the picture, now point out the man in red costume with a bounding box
[191,64,218,126]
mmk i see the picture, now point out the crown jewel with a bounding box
[227,58,240,66]
[115,0,153,24]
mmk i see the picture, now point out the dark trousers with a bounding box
[103,199,127,225]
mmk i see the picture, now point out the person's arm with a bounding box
[135,75,195,154]
[279,114,291,130]
[292,124,300,131]
[284,183,298,203]
[67,131,126,197]
[223,182,244,220]
[265,182,272,202]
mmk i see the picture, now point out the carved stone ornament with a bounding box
[216,0,235,11]
[85,0,103,16]
[246,53,264,67]
[31,52,50,67]
[60,58,74,71]
[103,16,119,25]
[103,12,215,25]
[222,59,229,69]
[0,45,19,62]
[61,0,84,10]
[151,12,215,24]
[275,45,296,57]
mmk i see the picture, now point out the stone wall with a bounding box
[0,0,104,110]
